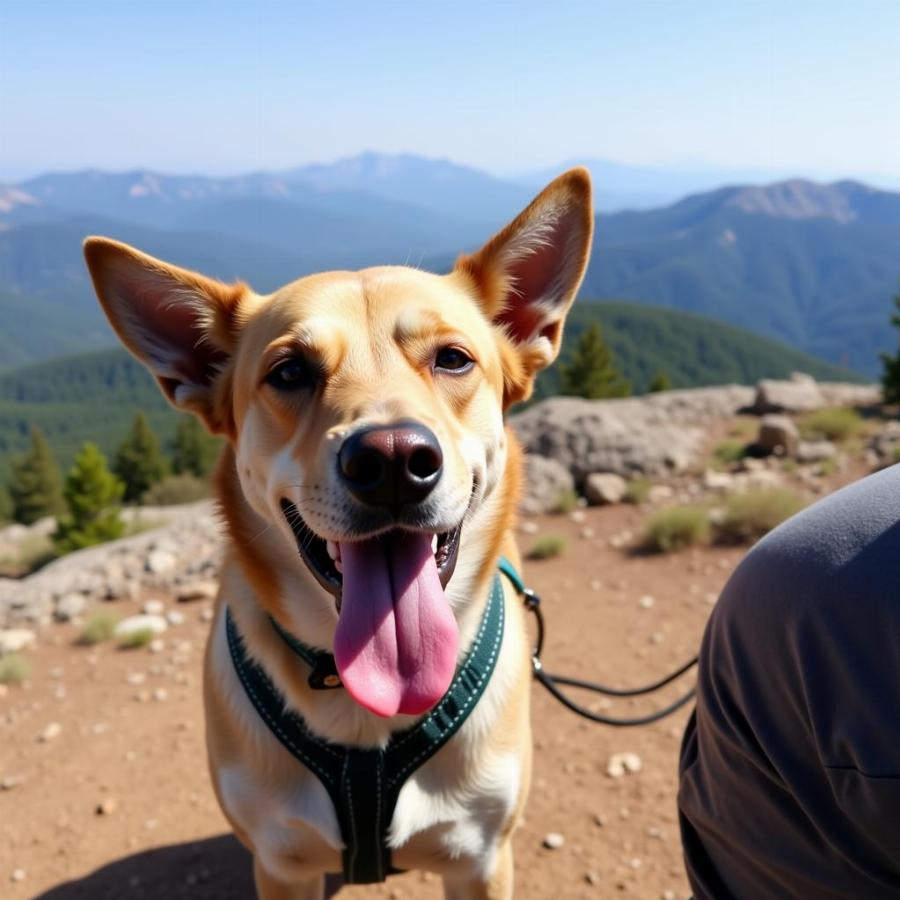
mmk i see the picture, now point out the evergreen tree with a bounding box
[54,443,124,553]
[114,413,167,502]
[881,293,900,405]
[7,426,65,524]
[647,370,671,393]
[171,416,220,478]
[558,324,631,399]
[0,483,13,523]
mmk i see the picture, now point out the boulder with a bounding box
[753,373,825,414]
[176,580,218,603]
[519,454,575,515]
[584,472,627,505]
[757,414,799,456]
[512,386,754,480]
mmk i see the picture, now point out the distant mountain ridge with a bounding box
[1,154,898,375]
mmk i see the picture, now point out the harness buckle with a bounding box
[308,656,344,690]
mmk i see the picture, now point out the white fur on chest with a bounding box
[210,597,524,884]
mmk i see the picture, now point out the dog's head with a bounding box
[84,169,592,717]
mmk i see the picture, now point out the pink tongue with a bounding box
[333,532,459,717]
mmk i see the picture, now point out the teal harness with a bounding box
[226,558,523,884]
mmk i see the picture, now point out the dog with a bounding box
[83,167,593,899]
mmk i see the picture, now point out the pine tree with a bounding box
[880,293,900,405]
[647,370,671,393]
[54,443,124,553]
[558,324,631,399]
[7,426,65,525]
[171,416,220,478]
[114,413,167,502]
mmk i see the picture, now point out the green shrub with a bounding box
[717,488,805,544]
[550,488,579,514]
[0,654,30,685]
[114,413,167,503]
[643,506,710,553]
[119,628,156,649]
[79,611,119,646]
[526,534,566,560]
[142,474,211,506]
[712,440,746,466]
[624,477,651,504]
[799,407,862,443]
[53,443,124,554]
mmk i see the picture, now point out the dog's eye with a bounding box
[434,347,474,373]
[266,358,313,391]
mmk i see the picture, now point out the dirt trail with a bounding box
[1,502,756,899]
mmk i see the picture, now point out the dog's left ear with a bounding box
[455,167,593,405]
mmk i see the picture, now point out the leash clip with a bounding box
[522,587,541,610]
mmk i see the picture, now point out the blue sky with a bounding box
[2,0,899,181]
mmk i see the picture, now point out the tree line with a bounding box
[0,414,219,552]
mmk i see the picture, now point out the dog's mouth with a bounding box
[280,499,462,609]
[279,498,463,718]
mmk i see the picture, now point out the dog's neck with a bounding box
[212,441,522,747]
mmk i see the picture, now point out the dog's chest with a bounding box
[217,739,521,882]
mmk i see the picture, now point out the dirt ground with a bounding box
[0,485,841,900]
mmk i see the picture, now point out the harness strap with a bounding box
[226,564,509,884]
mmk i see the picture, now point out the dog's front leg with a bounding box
[253,858,324,900]
[442,839,513,900]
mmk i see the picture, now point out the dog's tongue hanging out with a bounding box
[333,531,459,717]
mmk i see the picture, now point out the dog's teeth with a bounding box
[326,540,340,561]
[431,535,438,553]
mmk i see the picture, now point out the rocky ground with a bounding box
[1,375,896,900]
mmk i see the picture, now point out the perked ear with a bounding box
[83,237,247,435]
[454,167,593,405]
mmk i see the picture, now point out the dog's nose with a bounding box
[338,420,443,507]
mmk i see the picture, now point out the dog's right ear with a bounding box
[83,237,247,436]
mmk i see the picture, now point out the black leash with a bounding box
[518,575,699,727]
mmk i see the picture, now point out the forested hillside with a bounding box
[0,302,863,480]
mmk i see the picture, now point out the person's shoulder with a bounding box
[714,464,900,636]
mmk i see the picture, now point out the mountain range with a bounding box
[1,153,899,375]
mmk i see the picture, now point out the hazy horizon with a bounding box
[2,0,899,186]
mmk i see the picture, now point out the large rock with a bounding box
[519,454,575,515]
[115,614,167,639]
[512,386,754,480]
[796,440,837,463]
[753,373,825,414]
[757,414,799,456]
[584,472,627,505]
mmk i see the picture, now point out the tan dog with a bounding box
[83,168,592,899]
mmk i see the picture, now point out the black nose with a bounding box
[338,419,443,507]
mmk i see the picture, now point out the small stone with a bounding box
[96,797,117,816]
[638,595,655,609]
[166,610,186,627]
[580,526,595,539]
[0,628,35,656]
[584,472,627,505]
[568,510,586,524]
[146,549,177,575]
[176,580,217,603]
[38,722,62,743]
[1,774,24,791]
[585,871,600,886]
[606,752,642,778]
[149,639,165,654]
[11,868,25,882]
[54,593,86,622]
[115,615,167,639]
[662,891,677,900]
[519,520,540,535]
[629,857,642,869]
[142,599,165,616]
[152,688,168,702]
[542,832,565,849]
[593,813,606,827]
[126,672,146,686]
